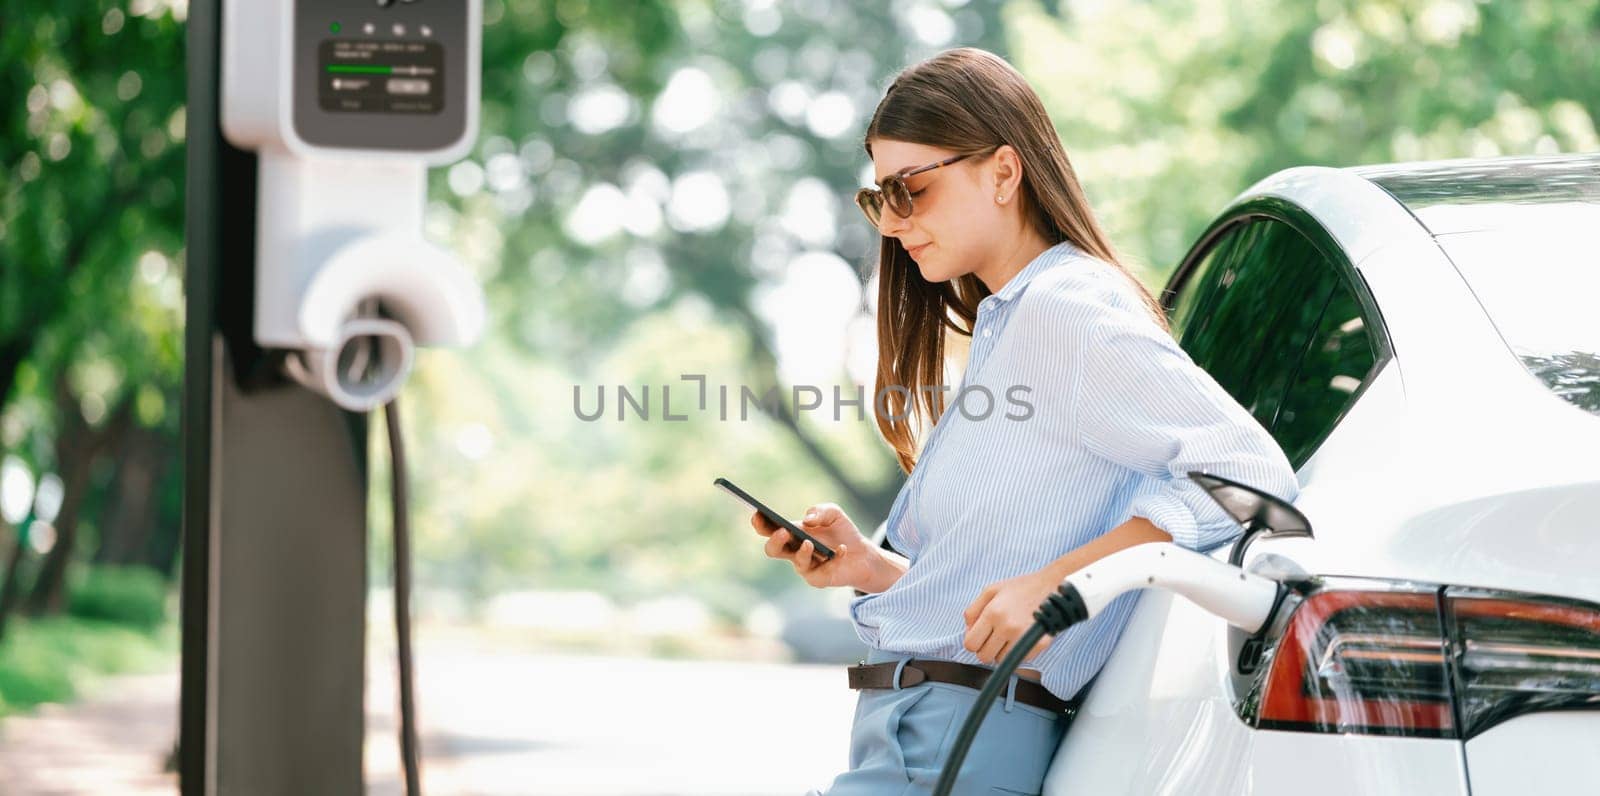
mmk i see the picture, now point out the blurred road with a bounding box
[0,635,860,795]
[0,672,178,795]
[365,634,858,795]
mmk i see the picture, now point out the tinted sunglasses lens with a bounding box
[882,177,913,218]
[855,189,882,226]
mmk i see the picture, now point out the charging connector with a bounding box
[932,542,1283,796]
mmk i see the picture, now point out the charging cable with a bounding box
[384,397,423,796]
[932,542,1281,796]
[930,584,1085,796]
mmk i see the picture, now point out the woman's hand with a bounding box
[752,503,877,590]
[961,569,1060,665]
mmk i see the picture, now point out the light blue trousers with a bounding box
[806,647,1069,796]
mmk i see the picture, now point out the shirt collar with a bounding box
[984,239,1083,306]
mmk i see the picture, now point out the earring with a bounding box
[995,194,1004,203]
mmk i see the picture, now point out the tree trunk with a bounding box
[25,383,133,616]
[0,527,25,643]
[22,431,91,616]
[137,446,179,577]
[0,339,32,414]
[93,423,165,567]
[0,340,37,640]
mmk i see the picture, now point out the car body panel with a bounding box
[1464,712,1600,795]
[1245,731,1468,795]
[1043,590,1255,794]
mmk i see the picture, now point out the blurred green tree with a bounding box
[0,0,186,636]
[450,0,1013,523]
[1014,0,1600,275]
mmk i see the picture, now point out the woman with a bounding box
[751,47,1299,795]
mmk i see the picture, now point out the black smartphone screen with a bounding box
[715,477,836,560]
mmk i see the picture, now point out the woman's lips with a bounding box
[906,242,931,259]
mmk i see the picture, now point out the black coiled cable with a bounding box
[931,584,1088,796]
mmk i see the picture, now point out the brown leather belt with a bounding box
[847,658,1078,715]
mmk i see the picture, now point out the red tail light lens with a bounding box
[1258,590,1454,736]
[1446,590,1600,738]
[1254,586,1600,739]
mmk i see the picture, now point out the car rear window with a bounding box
[1436,223,1600,416]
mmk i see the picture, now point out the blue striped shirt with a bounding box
[848,239,1300,701]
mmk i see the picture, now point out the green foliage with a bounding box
[0,0,186,622]
[0,0,186,373]
[1013,0,1600,277]
[0,615,172,717]
[0,0,186,614]
[0,628,74,709]
[65,564,168,631]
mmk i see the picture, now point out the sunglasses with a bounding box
[854,152,973,228]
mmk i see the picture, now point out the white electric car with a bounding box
[1024,152,1600,794]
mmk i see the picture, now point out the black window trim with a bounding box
[1160,197,1396,468]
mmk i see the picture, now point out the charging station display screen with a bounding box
[318,40,445,114]
[291,0,472,152]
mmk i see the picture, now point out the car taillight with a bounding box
[1446,590,1600,738]
[1259,590,1454,736]
[1255,586,1600,739]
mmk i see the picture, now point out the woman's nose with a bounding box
[876,210,910,237]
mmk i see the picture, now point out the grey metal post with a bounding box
[182,0,370,792]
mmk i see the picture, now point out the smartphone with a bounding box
[715,477,836,561]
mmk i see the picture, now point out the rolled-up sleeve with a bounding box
[1060,273,1301,552]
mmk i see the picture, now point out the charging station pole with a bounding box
[185,1,483,791]
[183,0,370,791]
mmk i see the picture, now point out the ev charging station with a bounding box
[182,0,484,792]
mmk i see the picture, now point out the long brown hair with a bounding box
[866,47,1170,474]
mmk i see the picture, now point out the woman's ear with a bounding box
[991,144,1024,205]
